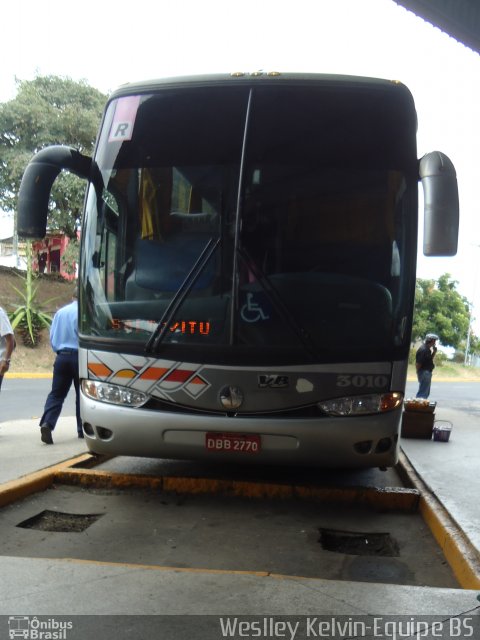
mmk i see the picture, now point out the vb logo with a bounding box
[258,375,289,388]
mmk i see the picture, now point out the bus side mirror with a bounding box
[420,151,459,256]
[17,146,91,239]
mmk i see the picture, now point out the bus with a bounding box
[8,616,30,639]
[18,73,459,468]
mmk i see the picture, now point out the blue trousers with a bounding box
[40,351,82,433]
[416,369,432,399]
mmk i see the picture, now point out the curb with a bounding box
[1,452,479,589]
[0,454,91,508]
[397,450,480,589]
[53,465,421,511]
[0,453,420,512]
[6,372,52,379]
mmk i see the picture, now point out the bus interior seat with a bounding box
[268,272,393,346]
[276,242,393,289]
[125,212,218,300]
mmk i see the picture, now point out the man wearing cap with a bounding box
[415,333,438,399]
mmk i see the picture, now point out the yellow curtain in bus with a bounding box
[139,169,161,240]
[138,168,174,240]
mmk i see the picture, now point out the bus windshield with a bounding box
[80,82,418,364]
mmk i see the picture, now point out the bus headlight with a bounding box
[318,392,403,416]
[82,380,148,407]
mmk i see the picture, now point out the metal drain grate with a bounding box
[319,528,400,557]
[17,510,102,533]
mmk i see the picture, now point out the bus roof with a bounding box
[108,72,414,101]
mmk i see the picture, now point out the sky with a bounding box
[2,0,480,331]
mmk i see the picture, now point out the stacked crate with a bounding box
[401,399,436,439]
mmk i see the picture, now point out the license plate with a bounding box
[206,432,261,454]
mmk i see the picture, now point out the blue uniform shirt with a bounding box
[49,300,78,353]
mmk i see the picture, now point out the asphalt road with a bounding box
[1,378,478,422]
[1,378,77,421]
[405,379,480,416]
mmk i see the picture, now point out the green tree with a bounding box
[412,273,474,350]
[0,75,107,237]
[60,237,80,276]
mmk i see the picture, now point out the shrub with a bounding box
[8,241,55,346]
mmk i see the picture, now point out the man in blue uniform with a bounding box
[415,333,438,399]
[39,288,83,444]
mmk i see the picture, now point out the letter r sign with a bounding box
[109,95,141,142]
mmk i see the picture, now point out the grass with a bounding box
[407,362,480,381]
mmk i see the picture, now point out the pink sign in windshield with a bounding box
[108,95,141,142]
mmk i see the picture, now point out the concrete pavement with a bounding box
[401,406,480,557]
[0,416,86,484]
[0,404,479,618]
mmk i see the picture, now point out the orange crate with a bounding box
[404,399,436,413]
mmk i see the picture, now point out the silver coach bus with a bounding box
[18,73,459,468]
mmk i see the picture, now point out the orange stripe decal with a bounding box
[139,367,169,380]
[88,363,113,378]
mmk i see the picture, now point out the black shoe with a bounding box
[78,432,84,439]
[40,424,53,445]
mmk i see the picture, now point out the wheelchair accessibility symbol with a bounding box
[240,293,269,323]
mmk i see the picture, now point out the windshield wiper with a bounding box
[144,237,219,354]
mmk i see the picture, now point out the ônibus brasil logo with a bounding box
[8,616,73,640]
